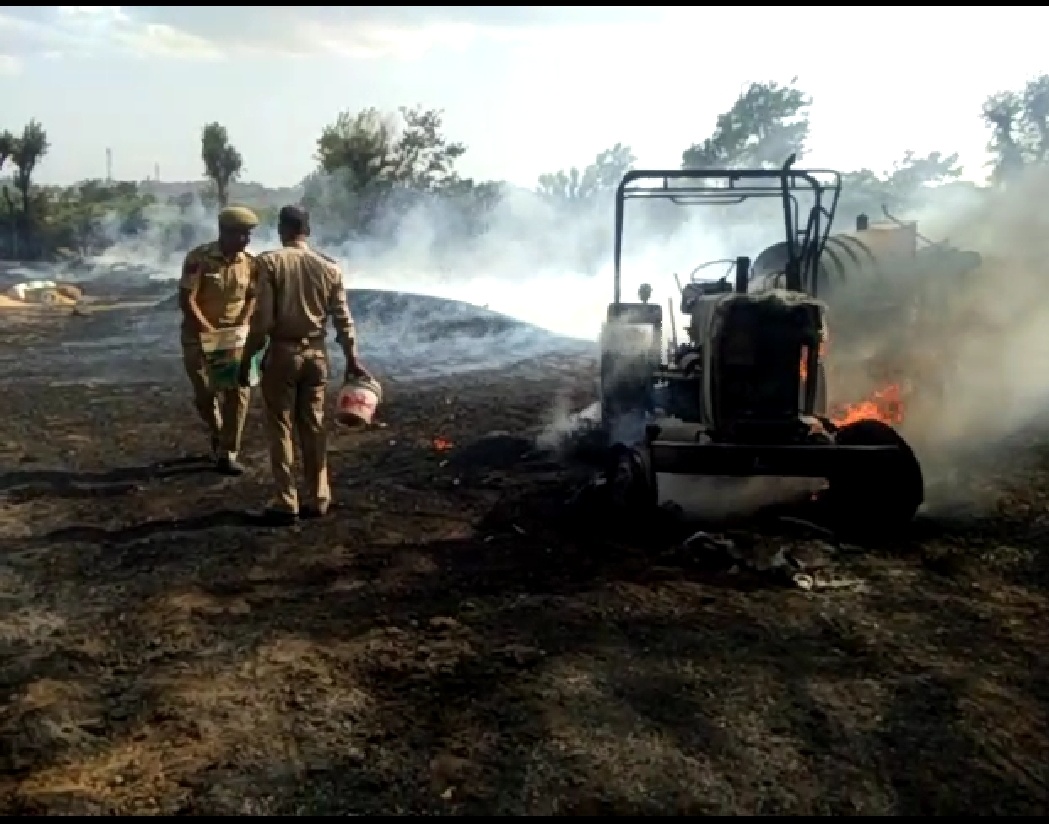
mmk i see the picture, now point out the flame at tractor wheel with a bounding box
[799,345,906,428]
[830,383,905,427]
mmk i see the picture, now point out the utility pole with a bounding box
[155,162,160,182]
[106,148,112,182]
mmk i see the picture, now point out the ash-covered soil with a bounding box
[0,301,1047,815]
[4,286,594,387]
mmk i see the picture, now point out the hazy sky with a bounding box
[0,6,1045,188]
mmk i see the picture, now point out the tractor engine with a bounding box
[676,290,826,443]
[603,265,828,449]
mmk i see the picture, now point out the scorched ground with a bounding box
[0,305,1047,815]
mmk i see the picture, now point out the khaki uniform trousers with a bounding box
[260,340,332,514]
[181,341,251,456]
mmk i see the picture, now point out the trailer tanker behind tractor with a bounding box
[749,205,985,416]
[597,156,925,533]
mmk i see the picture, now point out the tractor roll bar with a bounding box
[613,158,842,304]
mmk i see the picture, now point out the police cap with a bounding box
[218,205,259,231]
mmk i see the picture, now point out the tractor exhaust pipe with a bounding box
[735,256,750,294]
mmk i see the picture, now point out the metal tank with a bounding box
[750,215,920,299]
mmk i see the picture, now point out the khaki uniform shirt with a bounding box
[179,241,257,343]
[247,241,354,350]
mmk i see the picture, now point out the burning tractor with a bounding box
[598,156,924,532]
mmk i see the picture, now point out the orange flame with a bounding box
[798,341,826,382]
[830,383,905,427]
[799,333,903,428]
[432,437,453,451]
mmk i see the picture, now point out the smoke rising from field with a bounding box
[822,167,1049,510]
[82,167,1049,515]
[95,179,787,343]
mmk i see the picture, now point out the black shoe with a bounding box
[217,455,246,476]
[300,503,331,520]
[256,507,298,527]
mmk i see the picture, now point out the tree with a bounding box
[433,177,507,238]
[317,105,466,192]
[316,107,399,191]
[0,129,14,254]
[885,150,963,192]
[0,130,13,173]
[983,91,1026,187]
[838,150,965,217]
[200,122,243,207]
[537,142,636,204]
[1023,75,1049,163]
[313,105,467,236]
[11,120,49,216]
[391,105,466,190]
[682,79,811,169]
[5,120,50,256]
[982,74,1049,186]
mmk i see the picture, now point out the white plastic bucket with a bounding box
[336,375,382,427]
[200,325,263,389]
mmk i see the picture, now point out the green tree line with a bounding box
[2,74,1045,262]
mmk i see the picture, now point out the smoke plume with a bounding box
[73,165,1049,517]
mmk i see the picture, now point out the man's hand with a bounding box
[344,354,372,383]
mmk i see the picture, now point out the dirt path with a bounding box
[0,309,1047,814]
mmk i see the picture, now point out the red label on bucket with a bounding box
[337,382,379,426]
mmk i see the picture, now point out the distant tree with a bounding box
[200,122,243,207]
[885,150,963,193]
[316,107,398,191]
[682,79,811,169]
[317,105,466,192]
[0,129,15,254]
[982,74,1049,187]
[6,120,50,255]
[983,92,1026,187]
[537,142,636,204]
[11,119,49,215]
[839,150,965,217]
[436,177,507,237]
[391,105,467,190]
[0,129,13,173]
[314,105,467,235]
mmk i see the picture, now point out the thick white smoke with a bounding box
[84,171,1049,460]
[49,165,1049,517]
[93,183,790,344]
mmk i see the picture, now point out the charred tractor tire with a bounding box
[824,418,924,537]
[605,444,658,522]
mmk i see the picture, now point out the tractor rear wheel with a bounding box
[824,418,924,537]
[605,444,658,519]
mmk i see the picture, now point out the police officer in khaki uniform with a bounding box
[179,205,260,476]
[240,205,370,525]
